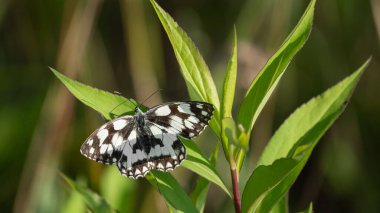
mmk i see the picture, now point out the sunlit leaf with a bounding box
[182,139,231,197]
[257,59,370,166]
[242,158,298,213]
[242,59,370,212]
[150,0,221,135]
[237,0,315,135]
[50,67,137,120]
[60,173,115,213]
[221,27,237,119]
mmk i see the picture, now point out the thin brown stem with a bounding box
[230,166,241,213]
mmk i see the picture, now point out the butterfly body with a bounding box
[80,101,214,179]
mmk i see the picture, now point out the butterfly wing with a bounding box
[80,116,134,165]
[116,121,185,179]
[145,101,214,138]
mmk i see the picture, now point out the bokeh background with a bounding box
[1,0,379,212]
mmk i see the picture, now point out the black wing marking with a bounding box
[116,121,185,179]
[80,116,134,165]
[145,101,214,138]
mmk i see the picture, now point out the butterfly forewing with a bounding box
[80,116,134,164]
[80,101,213,179]
[145,102,214,138]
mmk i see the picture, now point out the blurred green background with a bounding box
[1,0,379,212]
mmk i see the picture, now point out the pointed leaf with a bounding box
[150,0,221,135]
[50,68,137,120]
[146,171,198,213]
[257,59,370,166]
[242,158,298,213]
[242,59,370,212]
[221,28,237,119]
[237,0,315,134]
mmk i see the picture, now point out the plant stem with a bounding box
[230,164,241,213]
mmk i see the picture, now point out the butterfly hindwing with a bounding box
[116,121,185,179]
[145,101,214,138]
[80,116,134,165]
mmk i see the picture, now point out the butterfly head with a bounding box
[134,106,145,127]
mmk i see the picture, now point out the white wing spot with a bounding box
[157,163,164,170]
[150,125,162,135]
[87,139,93,146]
[89,147,95,154]
[189,133,195,137]
[112,133,124,147]
[166,162,172,168]
[129,129,137,140]
[184,120,194,129]
[201,111,208,116]
[171,115,183,124]
[135,169,141,175]
[107,145,113,155]
[100,145,108,154]
[196,104,203,109]
[169,119,185,131]
[187,116,199,123]
[177,104,193,114]
[113,119,127,130]
[155,105,171,116]
[142,166,148,173]
[97,129,109,145]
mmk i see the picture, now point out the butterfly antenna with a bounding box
[137,89,163,109]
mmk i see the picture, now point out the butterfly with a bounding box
[80,101,214,179]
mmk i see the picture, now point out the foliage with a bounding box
[53,0,370,212]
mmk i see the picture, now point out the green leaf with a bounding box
[150,0,221,135]
[237,0,315,134]
[270,195,288,213]
[257,59,370,166]
[242,158,298,213]
[242,59,370,212]
[190,145,219,212]
[146,171,198,213]
[221,27,237,119]
[60,173,115,213]
[50,67,137,120]
[181,139,231,197]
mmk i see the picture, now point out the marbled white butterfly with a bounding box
[80,101,214,179]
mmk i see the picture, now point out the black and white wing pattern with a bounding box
[145,101,214,138]
[80,101,214,179]
[80,116,134,165]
